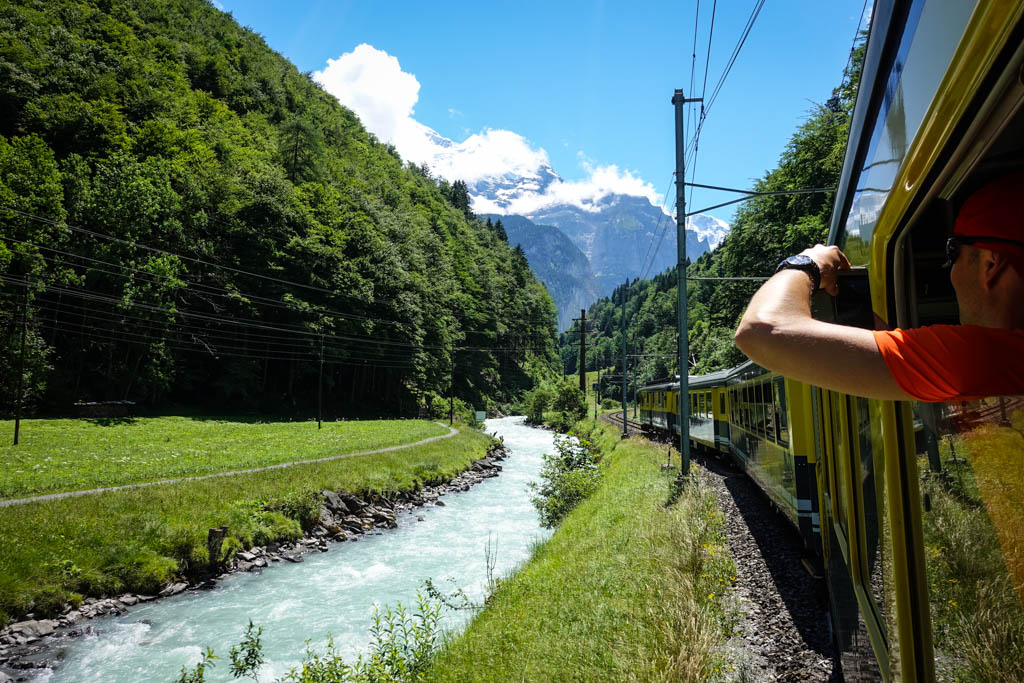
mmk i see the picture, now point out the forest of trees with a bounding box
[560,38,864,400]
[0,0,560,417]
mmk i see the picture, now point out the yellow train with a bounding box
[642,1,1024,679]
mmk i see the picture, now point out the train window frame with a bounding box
[764,381,776,443]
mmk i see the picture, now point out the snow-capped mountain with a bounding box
[468,163,562,210]
[417,124,731,325]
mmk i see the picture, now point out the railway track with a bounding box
[600,411,644,435]
[606,415,836,678]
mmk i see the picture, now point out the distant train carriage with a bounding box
[637,364,821,551]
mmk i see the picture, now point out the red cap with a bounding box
[955,171,1024,276]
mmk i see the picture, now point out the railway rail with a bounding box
[600,411,643,435]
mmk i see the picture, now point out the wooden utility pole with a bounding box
[621,280,627,436]
[572,309,587,394]
[13,282,27,446]
[449,343,455,426]
[317,334,324,429]
[673,88,701,476]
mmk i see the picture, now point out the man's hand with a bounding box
[800,244,851,296]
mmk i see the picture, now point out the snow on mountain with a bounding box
[686,213,730,250]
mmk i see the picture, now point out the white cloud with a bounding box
[433,129,551,183]
[313,44,663,214]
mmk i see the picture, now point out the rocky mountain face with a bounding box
[483,214,600,331]
[526,195,728,294]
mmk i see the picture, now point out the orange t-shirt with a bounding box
[873,325,1024,402]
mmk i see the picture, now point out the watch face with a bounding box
[786,255,813,267]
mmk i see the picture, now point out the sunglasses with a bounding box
[944,235,1024,268]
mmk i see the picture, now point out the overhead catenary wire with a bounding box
[1,206,560,330]
[2,276,553,356]
[0,284,555,367]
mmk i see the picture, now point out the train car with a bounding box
[688,367,731,453]
[811,1,1024,679]
[725,362,821,551]
[637,362,823,552]
[638,2,1024,679]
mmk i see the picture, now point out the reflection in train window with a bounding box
[855,397,888,646]
[915,396,1024,680]
[775,378,789,447]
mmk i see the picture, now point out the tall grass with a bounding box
[0,425,491,628]
[0,417,449,499]
[427,421,735,681]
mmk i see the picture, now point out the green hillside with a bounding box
[0,0,559,417]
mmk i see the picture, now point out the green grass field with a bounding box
[0,423,490,627]
[0,417,448,500]
[428,421,736,681]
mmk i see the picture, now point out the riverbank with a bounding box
[0,435,509,678]
[427,420,737,681]
[0,422,492,632]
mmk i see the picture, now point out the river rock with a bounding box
[435,500,446,507]
[236,551,257,562]
[0,670,12,682]
[322,490,350,514]
[282,552,303,563]
[120,595,139,607]
[341,493,366,511]
[159,583,188,597]
[8,620,57,639]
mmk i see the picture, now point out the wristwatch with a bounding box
[775,254,821,291]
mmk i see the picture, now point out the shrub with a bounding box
[551,383,587,422]
[175,594,443,682]
[601,398,616,410]
[530,435,602,528]
[526,389,551,425]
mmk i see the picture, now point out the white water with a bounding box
[34,417,554,682]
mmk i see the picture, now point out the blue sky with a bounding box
[215,0,867,225]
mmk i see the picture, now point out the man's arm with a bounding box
[733,245,912,401]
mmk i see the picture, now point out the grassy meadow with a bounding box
[427,421,736,682]
[0,423,491,628]
[0,417,448,499]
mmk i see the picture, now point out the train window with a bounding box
[913,396,1024,679]
[705,392,712,418]
[720,392,726,415]
[764,381,776,443]
[755,383,766,436]
[775,378,789,447]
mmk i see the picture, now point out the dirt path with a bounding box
[0,423,458,508]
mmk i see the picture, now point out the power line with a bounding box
[638,174,678,282]
[684,0,765,166]
[1,283,555,363]
[1,206,561,330]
